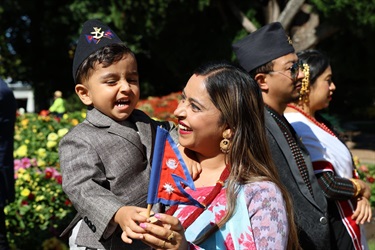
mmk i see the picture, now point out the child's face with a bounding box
[76,54,140,122]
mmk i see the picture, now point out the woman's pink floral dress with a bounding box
[174,181,288,250]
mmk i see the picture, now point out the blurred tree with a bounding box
[227,0,375,121]
[0,0,374,121]
[0,0,78,111]
[228,0,375,50]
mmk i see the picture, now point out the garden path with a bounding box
[350,149,375,165]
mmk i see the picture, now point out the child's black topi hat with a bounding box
[73,19,123,82]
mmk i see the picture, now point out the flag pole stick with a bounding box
[146,204,152,218]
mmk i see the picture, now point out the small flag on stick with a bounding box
[146,127,202,216]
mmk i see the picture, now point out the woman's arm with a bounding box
[315,170,355,200]
[245,181,289,249]
[314,161,371,200]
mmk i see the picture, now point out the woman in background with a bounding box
[284,49,371,250]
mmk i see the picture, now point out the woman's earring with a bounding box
[220,130,231,154]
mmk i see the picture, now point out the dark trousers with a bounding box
[0,207,10,250]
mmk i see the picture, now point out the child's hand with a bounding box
[114,206,149,243]
[188,161,202,181]
[178,146,202,180]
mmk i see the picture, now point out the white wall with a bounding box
[12,88,35,113]
[5,78,35,113]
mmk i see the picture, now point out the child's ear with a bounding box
[255,73,269,92]
[75,84,92,106]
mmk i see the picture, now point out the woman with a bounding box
[284,50,372,250]
[137,61,299,249]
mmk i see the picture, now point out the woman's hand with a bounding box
[352,197,372,224]
[358,180,371,199]
[140,213,188,250]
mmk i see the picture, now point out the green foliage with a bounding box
[1,0,375,119]
[368,239,375,250]
[5,160,75,249]
[197,0,211,11]
[64,94,86,113]
[68,0,176,54]
[13,112,85,166]
[6,111,86,249]
[311,0,375,27]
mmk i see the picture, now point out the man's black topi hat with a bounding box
[232,22,295,73]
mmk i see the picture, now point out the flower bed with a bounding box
[353,156,375,207]
[6,111,86,249]
[136,91,181,122]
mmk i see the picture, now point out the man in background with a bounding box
[0,78,17,250]
[232,22,331,249]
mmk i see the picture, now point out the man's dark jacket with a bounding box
[0,78,16,208]
[265,110,331,250]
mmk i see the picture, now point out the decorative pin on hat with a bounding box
[72,19,123,82]
[232,22,295,73]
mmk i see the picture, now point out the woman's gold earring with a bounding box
[220,130,231,154]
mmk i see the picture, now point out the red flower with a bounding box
[64,199,72,206]
[359,165,369,173]
[39,110,50,116]
[55,175,62,184]
[21,200,29,206]
[136,92,181,122]
[28,193,35,201]
[367,176,375,183]
[45,170,53,179]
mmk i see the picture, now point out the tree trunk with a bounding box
[227,1,257,32]
[264,0,280,23]
[278,0,305,29]
[291,4,320,51]
[228,0,340,51]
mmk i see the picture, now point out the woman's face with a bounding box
[309,66,336,113]
[173,74,226,157]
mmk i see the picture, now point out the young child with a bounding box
[59,19,176,249]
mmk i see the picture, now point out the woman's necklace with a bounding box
[287,104,337,137]
[165,166,230,230]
